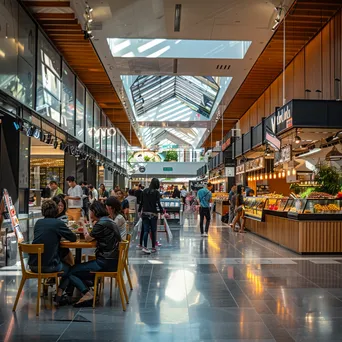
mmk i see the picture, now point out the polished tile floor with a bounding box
[1,214,342,341]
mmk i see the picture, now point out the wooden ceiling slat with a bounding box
[39,19,79,25]
[34,12,74,19]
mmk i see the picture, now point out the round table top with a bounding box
[60,240,97,249]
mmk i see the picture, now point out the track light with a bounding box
[60,141,65,150]
[295,132,301,144]
[265,146,271,156]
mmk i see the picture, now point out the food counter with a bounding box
[212,193,229,216]
[243,196,342,254]
[214,198,229,216]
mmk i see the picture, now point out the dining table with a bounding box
[60,240,97,264]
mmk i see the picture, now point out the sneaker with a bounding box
[201,233,205,237]
[136,244,143,249]
[155,241,162,247]
[203,233,208,237]
[142,247,151,254]
[151,248,157,253]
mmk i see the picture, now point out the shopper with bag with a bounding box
[138,178,163,254]
[231,185,246,233]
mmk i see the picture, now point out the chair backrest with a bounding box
[124,234,131,264]
[18,243,44,275]
[117,241,128,275]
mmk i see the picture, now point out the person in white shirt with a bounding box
[88,184,98,204]
[64,176,83,221]
[105,196,127,240]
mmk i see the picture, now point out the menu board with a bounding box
[245,157,265,172]
[274,145,292,166]
[2,189,24,242]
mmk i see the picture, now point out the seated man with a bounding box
[28,200,76,273]
[56,201,122,307]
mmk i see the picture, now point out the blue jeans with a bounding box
[142,216,158,248]
[30,262,69,274]
[59,258,118,294]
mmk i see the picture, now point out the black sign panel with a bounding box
[252,122,263,148]
[264,102,293,135]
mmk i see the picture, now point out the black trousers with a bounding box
[199,207,211,234]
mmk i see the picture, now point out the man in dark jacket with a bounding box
[135,184,143,205]
[28,200,76,273]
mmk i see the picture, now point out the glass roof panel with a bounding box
[131,75,219,118]
[107,38,251,59]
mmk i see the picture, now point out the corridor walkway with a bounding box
[1,216,342,341]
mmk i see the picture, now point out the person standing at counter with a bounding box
[49,181,63,198]
[228,184,237,226]
[65,176,83,222]
[232,185,246,234]
[197,182,213,237]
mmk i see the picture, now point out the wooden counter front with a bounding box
[245,214,342,254]
[214,200,229,216]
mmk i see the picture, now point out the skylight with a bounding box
[107,38,251,59]
[131,75,219,119]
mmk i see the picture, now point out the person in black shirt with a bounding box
[56,201,122,307]
[80,181,89,216]
[28,200,76,273]
[138,178,163,254]
[172,186,181,198]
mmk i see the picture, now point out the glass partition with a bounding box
[101,112,106,156]
[94,104,101,152]
[85,91,93,147]
[36,31,61,125]
[61,62,74,134]
[112,130,117,163]
[117,134,121,166]
[106,120,112,159]
[17,6,36,108]
[76,79,85,141]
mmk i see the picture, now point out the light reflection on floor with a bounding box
[1,215,342,341]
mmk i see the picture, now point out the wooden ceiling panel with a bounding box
[203,0,342,148]
[22,1,140,146]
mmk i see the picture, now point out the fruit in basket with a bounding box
[77,227,84,233]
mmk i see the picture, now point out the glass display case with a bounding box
[244,197,266,220]
[264,197,293,211]
[288,198,342,216]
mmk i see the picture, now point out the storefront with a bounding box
[232,99,342,254]
[0,0,128,267]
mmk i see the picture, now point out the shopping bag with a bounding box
[164,217,173,242]
[132,217,142,241]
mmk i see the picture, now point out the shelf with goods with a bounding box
[160,199,182,223]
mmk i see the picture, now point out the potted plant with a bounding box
[315,164,341,195]
[164,150,178,162]
[144,155,151,162]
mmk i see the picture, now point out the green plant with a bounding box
[164,150,178,162]
[300,187,315,199]
[290,183,300,195]
[144,155,151,162]
[315,164,341,195]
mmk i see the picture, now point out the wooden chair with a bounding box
[124,234,133,291]
[92,241,128,310]
[13,243,63,316]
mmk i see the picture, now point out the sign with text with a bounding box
[221,137,231,152]
[3,189,24,242]
[236,164,245,175]
[265,129,281,151]
[245,157,265,173]
[265,103,293,135]
[274,145,292,166]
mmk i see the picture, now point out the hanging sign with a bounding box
[236,164,245,175]
[2,189,24,242]
[245,157,265,172]
[265,103,293,135]
[221,137,231,152]
[265,129,281,151]
[274,145,292,166]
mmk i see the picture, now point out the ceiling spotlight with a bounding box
[60,141,65,150]
[46,133,52,144]
[53,139,58,149]
[87,17,93,23]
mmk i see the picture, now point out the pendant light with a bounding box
[260,173,264,180]
[282,170,285,178]
[292,168,296,176]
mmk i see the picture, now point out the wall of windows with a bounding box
[0,0,128,167]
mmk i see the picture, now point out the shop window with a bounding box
[76,79,85,141]
[107,122,113,160]
[100,112,106,156]
[61,62,75,134]
[36,32,61,125]
[94,104,101,152]
[117,134,121,166]
[112,129,117,163]
[85,91,93,147]
[0,1,19,102]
